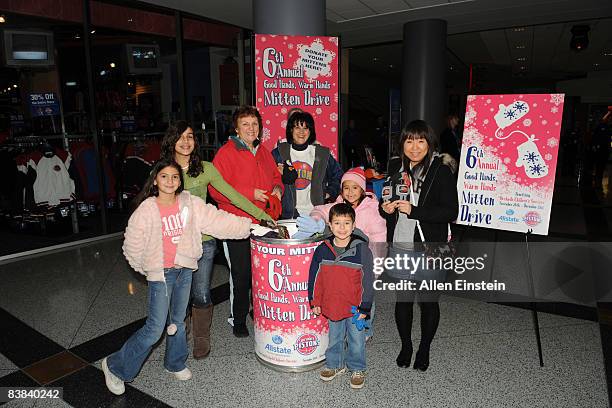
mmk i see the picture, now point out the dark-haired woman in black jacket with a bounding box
[380,119,458,371]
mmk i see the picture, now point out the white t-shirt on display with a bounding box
[290,145,316,217]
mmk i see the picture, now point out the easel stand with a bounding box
[524,229,544,367]
[461,224,544,367]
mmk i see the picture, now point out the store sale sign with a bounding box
[254,34,339,156]
[456,94,564,235]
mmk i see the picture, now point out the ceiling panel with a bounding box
[326,9,347,22]
[405,0,451,8]
[360,0,410,14]
[327,0,376,20]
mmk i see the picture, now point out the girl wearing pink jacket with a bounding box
[101,158,251,396]
[301,167,387,258]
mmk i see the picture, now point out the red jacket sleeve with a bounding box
[211,145,254,203]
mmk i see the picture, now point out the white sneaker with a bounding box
[167,367,192,381]
[102,358,125,395]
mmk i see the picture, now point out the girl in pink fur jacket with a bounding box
[304,167,387,257]
[101,158,251,396]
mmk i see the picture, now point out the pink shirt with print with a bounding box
[157,200,184,268]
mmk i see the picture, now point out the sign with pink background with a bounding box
[456,94,565,235]
[254,34,339,156]
[251,239,328,368]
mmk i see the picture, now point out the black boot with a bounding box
[396,345,413,368]
[233,322,249,338]
[413,347,430,371]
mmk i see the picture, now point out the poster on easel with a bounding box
[456,94,565,235]
[254,34,339,157]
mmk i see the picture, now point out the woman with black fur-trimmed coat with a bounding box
[380,120,458,372]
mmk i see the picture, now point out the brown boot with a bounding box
[192,304,213,359]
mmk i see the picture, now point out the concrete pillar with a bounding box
[402,19,447,135]
[253,0,325,36]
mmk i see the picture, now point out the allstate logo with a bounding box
[294,333,319,355]
[523,211,541,227]
[506,209,514,216]
[272,335,283,345]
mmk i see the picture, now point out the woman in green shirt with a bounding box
[161,121,272,359]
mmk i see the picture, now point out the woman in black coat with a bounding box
[380,119,458,371]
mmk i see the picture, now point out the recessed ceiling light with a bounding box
[110,62,116,68]
[127,18,134,23]
[372,57,379,62]
[520,66,526,70]
[516,57,526,62]
[0,15,6,23]
[593,63,600,67]
[65,81,77,86]
[75,34,80,39]
[388,64,394,68]
[604,51,612,57]
[513,27,525,32]
[515,45,526,49]
[12,84,17,88]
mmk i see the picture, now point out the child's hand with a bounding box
[357,313,367,320]
[312,306,321,316]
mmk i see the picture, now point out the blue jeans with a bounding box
[107,267,193,381]
[191,239,217,307]
[326,317,366,371]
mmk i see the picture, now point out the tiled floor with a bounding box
[0,166,610,407]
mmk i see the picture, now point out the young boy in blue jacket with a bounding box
[308,203,374,389]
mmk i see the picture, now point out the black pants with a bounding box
[395,285,441,352]
[226,238,252,325]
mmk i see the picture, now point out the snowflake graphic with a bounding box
[330,112,338,121]
[483,119,489,125]
[550,94,564,106]
[544,153,553,161]
[253,256,260,268]
[467,95,476,103]
[500,142,505,147]
[529,164,544,176]
[504,109,516,120]
[541,120,548,125]
[513,102,527,112]
[523,119,532,127]
[265,120,270,125]
[331,127,336,132]
[315,108,322,115]
[486,98,491,104]
[525,152,538,164]
[546,137,558,148]
[281,120,287,129]
[551,106,558,114]
[261,128,271,143]
[329,37,339,46]
[288,43,294,50]
[504,157,511,164]
[281,107,287,114]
